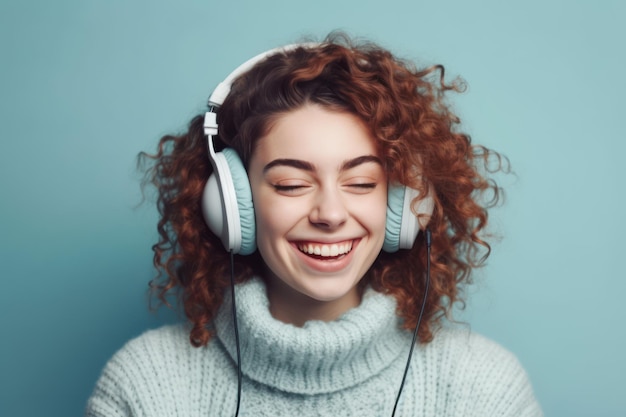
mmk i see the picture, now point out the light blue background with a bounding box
[1,1,624,416]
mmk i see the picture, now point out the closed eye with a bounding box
[349,183,377,189]
[272,184,309,194]
[345,182,378,194]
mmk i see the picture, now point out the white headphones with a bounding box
[201,44,434,255]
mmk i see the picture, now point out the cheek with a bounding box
[361,189,389,233]
[252,191,302,244]
[253,200,282,272]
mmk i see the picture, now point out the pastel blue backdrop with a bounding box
[1,1,624,416]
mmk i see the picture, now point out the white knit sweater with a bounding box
[85,278,542,416]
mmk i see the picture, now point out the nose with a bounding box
[308,186,348,229]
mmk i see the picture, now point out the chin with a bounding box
[296,274,363,303]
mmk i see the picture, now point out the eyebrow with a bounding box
[340,155,383,171]
[263,155,383,173]
[263,159,314,173]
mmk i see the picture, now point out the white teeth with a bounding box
[298,241,353,257]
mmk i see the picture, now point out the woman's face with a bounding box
[248,104,388,324]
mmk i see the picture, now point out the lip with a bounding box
[290,238,361,274]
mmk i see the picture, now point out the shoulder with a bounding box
[102,324,194,374]
[85,324,229,417]
[100,323,230,381]
[418,327,543,416]
[119,323,192,357]
[430,326,523,369]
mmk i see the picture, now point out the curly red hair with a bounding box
[141,33,506,347]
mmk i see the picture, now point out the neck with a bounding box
[264,273,361,326]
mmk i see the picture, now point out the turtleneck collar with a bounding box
[215,277,410,395]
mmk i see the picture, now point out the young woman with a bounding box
[86,35,542,416]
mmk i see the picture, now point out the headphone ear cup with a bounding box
[383,185,408,253]
[201,148,256,255]
[222,148,256,255]
[383,184,434,252]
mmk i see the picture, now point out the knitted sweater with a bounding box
[85,278,542,416]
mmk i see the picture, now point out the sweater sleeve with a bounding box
[84,344,139,417]
[449,331,543,417]
[84,325,187,417]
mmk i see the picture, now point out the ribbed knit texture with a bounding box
[85,277,543,416]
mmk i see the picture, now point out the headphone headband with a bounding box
[204,43,319,138]
[208,43,320,108]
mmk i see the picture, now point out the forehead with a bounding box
[251,105,379,166]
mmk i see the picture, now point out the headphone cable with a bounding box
[230,250,242,417]
[391,228,431,417]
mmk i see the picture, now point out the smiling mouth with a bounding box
[296,240,354,259]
